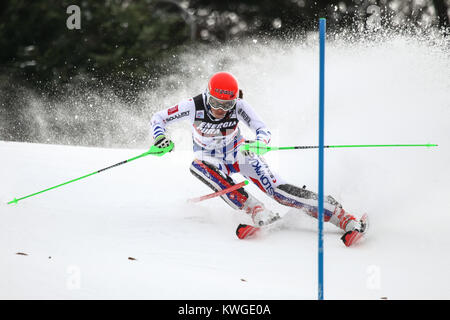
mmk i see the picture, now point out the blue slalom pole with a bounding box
[318,18,326,300]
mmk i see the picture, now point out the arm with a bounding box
[236,99,272,144]
[150,99,195,140]
[149,99,195,155]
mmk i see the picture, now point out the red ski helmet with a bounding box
[207,72,239,111]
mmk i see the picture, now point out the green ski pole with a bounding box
[7,144,172,205]
[240,142,438,155]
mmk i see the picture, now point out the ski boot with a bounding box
[242,195,280,227]
[251,207,280,227]
[236,208,281,240]
[341,213,369,247]
[236,195,281,239]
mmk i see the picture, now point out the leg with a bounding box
[239,153,358,232]
[190,158,248,210]
[273,184,359,232]
[189,158,279,225]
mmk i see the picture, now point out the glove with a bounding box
[149,135,174,156]
[240,140,270,156]
[154,135,173,149]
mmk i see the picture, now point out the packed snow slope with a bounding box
[1,33,449,299]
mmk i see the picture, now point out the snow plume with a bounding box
[0,82,153,148]
[0,27,448,150]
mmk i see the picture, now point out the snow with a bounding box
[1,34,449,299]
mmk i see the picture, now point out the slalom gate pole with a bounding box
[318,17,326,301]
[7,146,170,205]
[188,180,249,203]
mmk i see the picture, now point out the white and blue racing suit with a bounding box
[150,92,357,231]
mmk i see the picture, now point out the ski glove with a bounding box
[240,140,270,156]
[149,135,174,156]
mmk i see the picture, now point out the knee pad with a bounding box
[190,159,249,210]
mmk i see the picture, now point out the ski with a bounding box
[341,213,369,247]
[237,213,370,246]
[236,216,283,240]
[236,224,261,239]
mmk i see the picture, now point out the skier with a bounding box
[150,72,367,246]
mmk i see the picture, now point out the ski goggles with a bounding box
[207,94,236,111]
